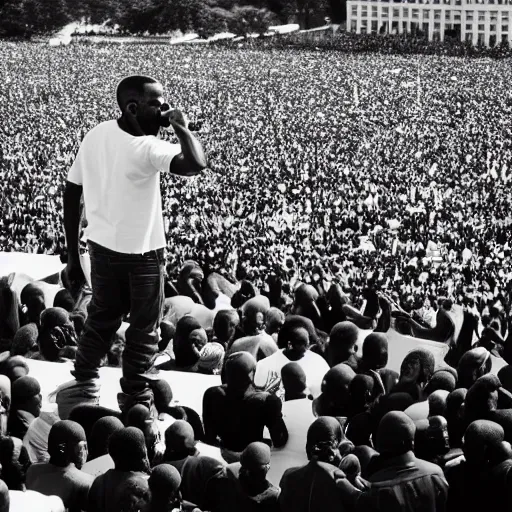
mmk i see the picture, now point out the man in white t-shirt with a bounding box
[59,75,206,415]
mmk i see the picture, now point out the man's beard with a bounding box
[138,117,160,136]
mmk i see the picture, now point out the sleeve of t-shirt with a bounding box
[146,137,181,174]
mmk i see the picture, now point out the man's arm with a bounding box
[166,110,207,177]
[202,387,221,447]
[63,181,83,263]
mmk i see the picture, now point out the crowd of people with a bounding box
[1,37,512,510]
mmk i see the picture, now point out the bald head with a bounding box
[116,75,160,112]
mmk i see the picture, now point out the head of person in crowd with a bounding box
[240,296,270,336]
[457,347,492,390]
[213,309,240,349]
[292,284,322,327]
[173,316,208,370]
[115,474,151,512]
[314,364,355,417]
[393,348,435,401]
[446,388,467,448]
[414,416,450,463]
[497,365,512,394]
[265,307,285,337]
[11,323,38,358]
[463,419,505,467]
[464,374,501,426]
[327,321,359,367]
[230,280,259,310]
[349,374,375,416]
[38,307,78,362]
[0,355,29,382]
[306,416,343,466]
[239,442,272,492]
[116,75,167,137]
[360,332,389,372]
[126,404,160,463]
[223,351,257,395]
[164,420,197,461]
[376,411,416,458]
[148,464,183,512]
[0,435,31,490]
[197,342,225,375]
[277,315,318,351]
[10,375,42,419]
[0,377,10,436]
[48,420,88,470]
[20,283,45,327]
[424,368,457,395]
[109,427,151,474]
[428,390,450,417]
[53,289,75,313]
[89,416,124,461]
[281,362,308,401]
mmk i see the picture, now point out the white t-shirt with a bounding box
[266,398,315,487]
[68,120,181,254]
[254,350,330,399]
[9,490,65,512]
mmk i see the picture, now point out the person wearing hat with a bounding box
[148,464,200,512]
[279,417,360,512]
[203,352,288,462]
[26,420,93,512]
[356,411,448,512]
[8,376,42,440]
[266,363,315,487]
[87,426,151,512]
[0,477,66,512]
[254,319,329,399]
[225,442,280,512]
[162,420,228,512]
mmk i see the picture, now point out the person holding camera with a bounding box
[58,75,207,418]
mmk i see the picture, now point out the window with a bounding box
[490,24,496,31]
[372,6,378,14]
[382,7,389,14]
[466,12,474,20]
[502,24,508,31]
[351,20,357,30]
[478,23,485,30]
[502,12,509,20]
[503,33,509,42]
[412,8,419,16]
[393,8,400,16]
[466,23,473,29]
[352,6,358,15]
[434,22,441,29]
[478,13,485,21]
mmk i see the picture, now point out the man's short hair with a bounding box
[116,75,159,111]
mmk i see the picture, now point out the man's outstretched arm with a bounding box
[63,181,85,288]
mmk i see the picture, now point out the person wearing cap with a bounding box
[26,420,93,512]
[0,477,66,512]
[60,75,206,419]
[8,375,42,440]
[355,411,448,512]
[87,426,151,512]
[253,319,330,399]
[279,417,360,512]
[266,363,315,486]
[225,442,280,512]
[203,352,288,462]
[162,420,228,512]
[148,464,201,512]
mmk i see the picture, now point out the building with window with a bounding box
[346,0,512,47]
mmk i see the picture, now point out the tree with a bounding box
[31,0,70,33]
[231,5,276,37]
[0,0,28,36]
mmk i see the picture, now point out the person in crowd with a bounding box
[212,310,240,350]
[197,342,225,375]
[326,321,360,368]
[0,477,65,512]
[266,362,315,486]
[264,308,286,343]
[148,464,201,512]
[87,426,151,512]
[457,347,492,389]
[162,420,228,511]
[225,442,280,512]
[23,404,60,463]
[0,434,31,490]
[57,75,207,419]
[254,318,330,398]
[312,364,356,418]
[203,352,288,461]
[26,420,93,512]
[8,376,42,440]
[279,417,360,512]
[356,411,448,511]
[10,324,38,358]
[112,474,151,512]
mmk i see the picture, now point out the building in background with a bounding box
[346,0,512,47]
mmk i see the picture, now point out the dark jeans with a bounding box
[73,240,165,398]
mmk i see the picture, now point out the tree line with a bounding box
[0,0,346,38]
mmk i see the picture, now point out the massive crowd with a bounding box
[1,38,512,510]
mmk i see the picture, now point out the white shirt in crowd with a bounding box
[9,490,65,512]
[68,120,180,254]
[266,397,316,487]
[254,349,330,399]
